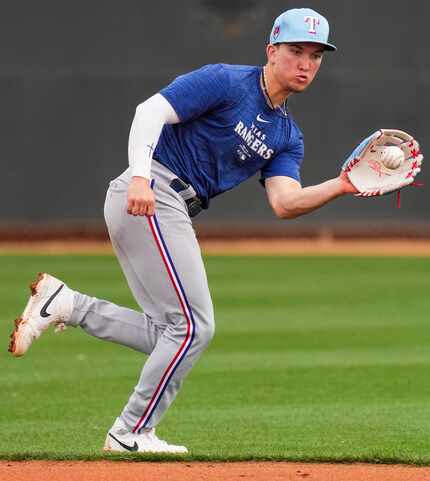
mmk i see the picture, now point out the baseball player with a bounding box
[9,8,358,453]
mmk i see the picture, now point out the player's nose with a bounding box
[298,57,311,71]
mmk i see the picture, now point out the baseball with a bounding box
[381,146,404,169]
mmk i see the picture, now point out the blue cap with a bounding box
[269,8,336,51]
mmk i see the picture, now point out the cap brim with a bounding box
[273,39,337,51]
[323,43,337,51]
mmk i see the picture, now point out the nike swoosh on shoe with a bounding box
[108,433,138,452]
[40,284,64,318]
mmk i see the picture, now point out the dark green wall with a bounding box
[2,0,428,226]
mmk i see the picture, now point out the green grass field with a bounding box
[1,254,430,463]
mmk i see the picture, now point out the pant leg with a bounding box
[69,292,164,355]
[66,182,166,354]
[103,163,215,430]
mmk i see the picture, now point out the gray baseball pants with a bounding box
[68,160,215,431]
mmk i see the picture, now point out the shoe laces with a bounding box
[140,428,169,448]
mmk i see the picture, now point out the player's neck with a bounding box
[263,65,291,108]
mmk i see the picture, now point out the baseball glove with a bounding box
[342,129,423,196]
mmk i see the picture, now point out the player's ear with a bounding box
[266,43,278,65]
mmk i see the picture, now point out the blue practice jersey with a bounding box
[155,64,304,208]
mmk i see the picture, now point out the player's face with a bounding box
[269,43,324,94]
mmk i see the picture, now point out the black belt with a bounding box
[169,178,203,218]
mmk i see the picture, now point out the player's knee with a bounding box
[194,317,215,350]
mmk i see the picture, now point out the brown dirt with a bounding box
[2,461,430,481]
[1,239,430,256]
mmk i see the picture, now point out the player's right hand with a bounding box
[127,177,155,216]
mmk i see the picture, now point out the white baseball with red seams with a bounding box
[381,146,404,169]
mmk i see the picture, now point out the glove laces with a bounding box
[396,181,424,208]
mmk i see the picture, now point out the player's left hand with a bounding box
[338,170,359,194]
[341,129,423,197]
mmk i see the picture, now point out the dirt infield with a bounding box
[2,461,430,481]
[1,239,430,256]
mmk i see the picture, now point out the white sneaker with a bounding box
[8,272,74,357]
[138,428,188,454]
[104,418,188,454]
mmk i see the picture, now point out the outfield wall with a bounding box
[2,0,429,228]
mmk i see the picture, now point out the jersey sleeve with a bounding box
[159,64,230,122]
[260,128,304,184]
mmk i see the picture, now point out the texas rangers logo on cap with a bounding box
[304,16,320,34]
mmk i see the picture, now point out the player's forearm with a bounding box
[128,94,180,179]
[276,177,346,219]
